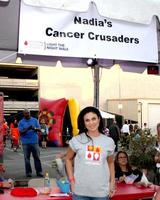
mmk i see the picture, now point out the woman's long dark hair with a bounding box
[114,151,132,172]
[78,106,104,135]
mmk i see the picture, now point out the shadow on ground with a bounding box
[1,139,67,186]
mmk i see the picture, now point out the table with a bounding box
[0,183,157,200]
[111,182,156,200]
[0,189,72,200]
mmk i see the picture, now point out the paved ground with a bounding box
[1,139,67,185]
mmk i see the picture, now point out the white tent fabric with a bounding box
[23,0,160,24]
[100,110,115,119]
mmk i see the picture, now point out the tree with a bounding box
[129,131,156,170]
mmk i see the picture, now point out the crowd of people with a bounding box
[1,109,49,179]
[2,113,49,152]
[0,106,160,200]
[104,119,151,152]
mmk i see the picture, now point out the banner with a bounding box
[18,1,158,63]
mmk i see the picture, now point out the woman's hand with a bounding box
[1,181,13,188]
[109,189,116,198]
[70,182,75,193]
[119,175,125,182]
[136,181,152,188]
[65,147,75,193]
[109,181,116,198]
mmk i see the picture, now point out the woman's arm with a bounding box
[115,168,126,182]
[65,147,75,192]
[0,180,13,188]
[107,155,115,197]
[133,168,143,182]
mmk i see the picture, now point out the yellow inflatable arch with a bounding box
[68,98,80,136]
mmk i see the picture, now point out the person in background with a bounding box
[121,120,129,135]
[3,119,9,147]
[153,154,160,200]
[143,122,147,130]
[142,123,150,135]
[18,109,43,178]
[121,120,130,149]
[115,151,142,183]
[153,149,160,185]
[129,122,134,134]
[103,126,110,136]
[0,155,13,189]
[65,106,115,200]
[109,119,120,152]
[10,118,20,151]
[40,118,48,149]
[133,124,141,140]
[155,123,160,184]
[156,123,160,149]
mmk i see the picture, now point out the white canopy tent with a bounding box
[100,110,115,119]
[23,0,160,24]
[1,0,160,64]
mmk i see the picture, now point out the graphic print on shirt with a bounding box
[85,145,102,165]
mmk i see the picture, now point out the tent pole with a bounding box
[93,65,99,108]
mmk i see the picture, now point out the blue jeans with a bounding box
[73,194,109,200]
[22,143,42,175]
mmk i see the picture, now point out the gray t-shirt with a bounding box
[69,133,115,197]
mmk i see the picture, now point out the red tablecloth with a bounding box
[111,182,156,200]
[0,189,72,200]
[0,183,157,200]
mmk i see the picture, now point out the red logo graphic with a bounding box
[93,153,100,161]
[24,41,28,46]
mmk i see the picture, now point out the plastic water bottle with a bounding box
[44,172,51,194]
[66,127,70,144]
[44,172,50,187]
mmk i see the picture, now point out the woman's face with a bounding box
[154,152,160,163]
[83,112,100,133]
[117,153,128,166]
[157,126,160,135]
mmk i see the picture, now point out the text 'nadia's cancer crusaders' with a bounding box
[45,17,140,44]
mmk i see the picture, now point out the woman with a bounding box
[65,106,115,200]
[115,151,142,183]
[153,150,160,185]
[3,119,9,147]
[156,123,160,149]
[10,119,20,151]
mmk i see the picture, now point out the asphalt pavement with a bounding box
[1,139,67,186]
